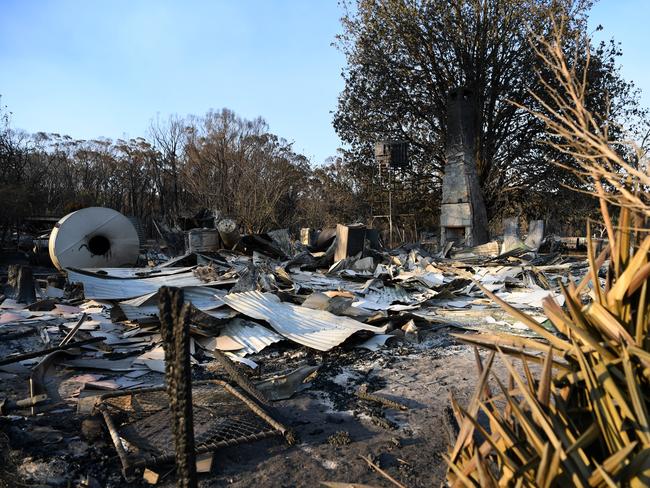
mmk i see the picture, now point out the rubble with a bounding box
[0,218,598,486]
[440,87,489,247]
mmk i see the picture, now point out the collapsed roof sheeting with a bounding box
[67,269,207,300]
[220,291,386,351]
[289,270,368,292]
[117,286,227,321]
[351,285,415,311]
[221,318,284,355]
[69,266,196,278]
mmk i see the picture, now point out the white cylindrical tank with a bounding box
[49,207,140,271]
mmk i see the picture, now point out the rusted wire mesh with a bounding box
[98,381,287,475]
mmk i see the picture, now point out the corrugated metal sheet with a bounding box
[203,308,240,320]
[220,291,386,351]
[117,287,226,320]
[352,285,422,311]
[394,270,446,288]
[119,291,158,308]
[67,269,207,300]
[221,318,283,355]
[289,270,367,292]
[68,266,196,278]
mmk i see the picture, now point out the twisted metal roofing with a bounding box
[67,269,207,300]
[221,318,284,355]
[220,291,385,351]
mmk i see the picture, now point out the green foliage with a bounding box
[334,0,648,227]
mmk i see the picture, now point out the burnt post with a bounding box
[8,265,36,304]
[159,287,197,488]
[440,87,489,247]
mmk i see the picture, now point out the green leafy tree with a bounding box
[334,0,647,231]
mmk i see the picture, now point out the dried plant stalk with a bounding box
[447,17,650,488]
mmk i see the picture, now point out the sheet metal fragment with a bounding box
[220,291,386,351]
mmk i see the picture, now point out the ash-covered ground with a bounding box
[1,329,505,488]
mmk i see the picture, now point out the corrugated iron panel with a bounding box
[119,291,158,308]
[203,308,239,320]
[68,266,196,278]
[219,291,386,351]
[67,270,207,300]
[117,287,226,320]
[221,318,283,355]
[352,285,414,311]
[397,270,446,288]
[289,271,367,292]
[368,285,411,302]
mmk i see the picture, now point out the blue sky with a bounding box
[0,1,648,165]
[590,0,650,109]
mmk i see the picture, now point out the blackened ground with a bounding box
[0,330,509,487]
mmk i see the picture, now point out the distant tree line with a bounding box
[0,105,363,244]
[2,0,648,245]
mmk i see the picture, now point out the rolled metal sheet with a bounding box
[49,207,140,271]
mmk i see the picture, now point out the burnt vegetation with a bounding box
[0,106,361,243]
[334,0,649,231]
[1,1,648,243]
[1,3,650,485]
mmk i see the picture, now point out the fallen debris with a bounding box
[256,365,319,401]
[0,393,47,415]
[209,348,271,406]
[0,336,105,366]
[356,384,408,411]
[327,431,352,446]
[0,219,596,487]
[96,380,293,479]
[143,468,160,485]
[360,454,407,488]
[220,291,387,351]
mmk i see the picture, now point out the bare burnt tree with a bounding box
[183,109,311,232]
[297,155,368,228]
[149,114,187,222]
[0,101,326,238]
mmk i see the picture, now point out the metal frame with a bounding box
[94,379,292,479]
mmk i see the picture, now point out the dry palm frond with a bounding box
[446,18,650,488]
[447,209,650,488]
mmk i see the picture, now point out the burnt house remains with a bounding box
[439,87,489,247]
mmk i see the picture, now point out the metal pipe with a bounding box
[98,404,133,479]
[60,312,88,346]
